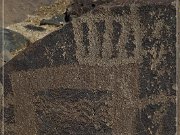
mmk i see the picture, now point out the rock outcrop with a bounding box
[0,0,176,134]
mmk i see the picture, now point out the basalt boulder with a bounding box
[0,1,176,134]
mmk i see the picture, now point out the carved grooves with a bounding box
[125,30,136,58]
[95,20,106,58]
[73,6,139,65]
[34,88,113,135]
[82,22,90,55]
[111,20,122,59]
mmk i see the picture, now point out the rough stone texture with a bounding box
[0,28,31,66]
[8,64,137,134]
[67,0,112,17]
[0,0,56,27]
[0,1,176,135]
[6,0,71,44]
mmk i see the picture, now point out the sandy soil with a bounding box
[5,0,71,42]
[0,0,56,27]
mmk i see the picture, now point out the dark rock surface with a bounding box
[67,0,112,18]
[24,25,46,32]
[0,28,31,66]
[0,1,176,134]
[0,28,30,53]
[40,14,66,26]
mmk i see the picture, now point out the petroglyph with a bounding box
[73,5,140,66]
[0,1,176,135]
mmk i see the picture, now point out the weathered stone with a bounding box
[0,28,31,66]
[24,25,46,32]
[67,0,112,18]
[0,1,176,134]
[9,64,137,134]
[40,14,66,26]
[135,101,176,135]
[0,28,30,54]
